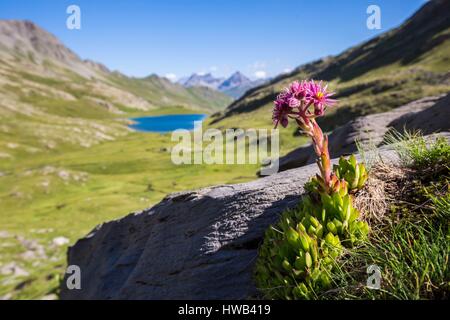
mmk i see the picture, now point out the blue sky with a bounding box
[0,0,427,80]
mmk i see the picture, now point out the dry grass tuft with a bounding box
[353,163,411,225]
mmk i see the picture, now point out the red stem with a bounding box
[300,118,333,193]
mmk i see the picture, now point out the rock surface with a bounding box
[275,94,450,172]
[60,91,450,300]
[61,148,402,300]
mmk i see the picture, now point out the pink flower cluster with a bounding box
[272,80,336,128]
[272,80,338,193]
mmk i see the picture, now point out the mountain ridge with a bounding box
[180,73,225,89]
[179,71,269,99]
[0,19,233,115]
[211,0,450,129]
[0,19,232,150]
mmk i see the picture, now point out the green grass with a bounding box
[19,93,118,120]
[0,59,260,299]
[0,124,268,299]
[108,73,233,112]
[1,16,448,299]
[384,130,450,168]
[327,218,449,299]
[324,133,450,300]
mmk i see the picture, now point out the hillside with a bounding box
[0,20,249,300]
[0,1,449,301]
[211,0,450,134]
[0,20,232,150]
[60,128,450,299]
[108,73,232,113]
[178,71,267,99]
[218,71,267,99]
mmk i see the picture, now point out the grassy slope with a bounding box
[328,134,450,299]
[0,129,261,299]
[108,73,233,113]
[0,52,244,300]
[1,2,448,299]
[211,1,450,133]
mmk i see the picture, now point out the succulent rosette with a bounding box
[256,80,369,299]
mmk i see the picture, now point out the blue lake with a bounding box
[129,114,207,133]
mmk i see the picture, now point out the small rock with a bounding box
[16,235,48,259]
[31,228,54,234]
[40,180,50,188]
[0,263,29,277]
[57,171,70,181]
[52,236,70,246]
[6,143,19,149]
[0,152,12,159]
[0,293,13,300]
[0,230,11,238]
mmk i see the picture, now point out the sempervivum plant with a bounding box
[272,80,342,194]
[334,155,368,192]
[255,80,370,299]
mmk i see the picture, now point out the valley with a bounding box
[0,19,246,299]
[0,0,449,300]
[0,127,263,299]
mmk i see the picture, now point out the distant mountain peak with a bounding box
[212,0,450,124]
[230,71,246,78]
[217,71,268,99]
[178,70,268,99]
[0,19,79,63]
[181,73,224,89]
[230,71,252,84]
[0,19,109,78]
[219,71,251,91]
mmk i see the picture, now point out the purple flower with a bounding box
[289,80,309,100]
[272,95,292,128]
[272,79,337,128]
[307,80,337,115]
[271,79,339,193]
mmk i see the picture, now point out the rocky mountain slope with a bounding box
[60,154,327,299]
[218,71,266,99]
[211,0,450,131]
[274,93,450,172]
[60,94,449,299]
[0,20,232,150]
[0,20,231,112]
[180,73,225,89]
[180,71,267,99]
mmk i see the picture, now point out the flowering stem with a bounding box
[272,80,337,193]
[297,118,332,192]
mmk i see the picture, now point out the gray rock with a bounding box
[389,93,450,134]
[61,149,402,300]
[60,107,450,301]
[0,262,29,277]
[0,230,11,238]
[40,294,58,300]
[52,236,70,247]
[275,94,449,172]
